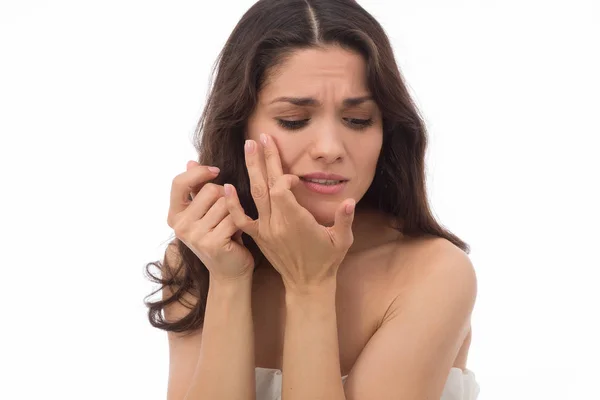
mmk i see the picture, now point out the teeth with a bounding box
[304,178,343,185]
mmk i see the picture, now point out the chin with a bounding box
[312,211,336,227]
[291,184,366,227]
[295,198,338,227]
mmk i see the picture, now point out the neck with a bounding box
[347,207,403,254]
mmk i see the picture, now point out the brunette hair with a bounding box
[144,0,469,335]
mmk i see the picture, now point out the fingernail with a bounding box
[260,133,268,146]
[245,140,255,154]
[345,200,356,215]
[208,166,220,173]
[224,184,232,196]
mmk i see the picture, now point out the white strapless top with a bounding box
[255,366,480,400]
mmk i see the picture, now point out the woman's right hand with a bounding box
[167,161,255,282]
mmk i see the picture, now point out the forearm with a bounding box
[185,275,255,400]
[282,281,345,400]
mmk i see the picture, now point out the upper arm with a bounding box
[343,241,477,399]
[162,242,204,400]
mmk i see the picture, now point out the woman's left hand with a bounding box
[224,133,356,292]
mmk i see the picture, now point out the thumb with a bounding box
[332,198,356,244]
[289,174,301,188]
[224,183,259,238]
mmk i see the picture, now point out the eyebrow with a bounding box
[269,95,374,107]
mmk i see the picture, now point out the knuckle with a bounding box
[203,183,222,199]
[263,149,274,159]
[267,176,278,189]
[171,174,184,188]
[173,221,190,238]
[250,183,267,199]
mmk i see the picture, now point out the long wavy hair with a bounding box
[144,0,469,335]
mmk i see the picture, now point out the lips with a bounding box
[300,172,349,181]
[297,173,349,195]
[300,177,345,184]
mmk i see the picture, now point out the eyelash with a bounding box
[276,118,374,131]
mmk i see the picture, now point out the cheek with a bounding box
[355,136,382,168]
[269,135,298,173]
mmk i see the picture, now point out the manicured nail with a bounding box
[224,184,232,196]
[245,140,255,154]
[260,133,268,146]
[208,166,220,173]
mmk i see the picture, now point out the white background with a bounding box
[1,0,598,399]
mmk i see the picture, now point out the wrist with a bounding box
[285,279,337,306]
[209,272,253,295]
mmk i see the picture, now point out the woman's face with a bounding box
[246,45,383,226]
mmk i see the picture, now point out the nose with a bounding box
[308,122,345,164]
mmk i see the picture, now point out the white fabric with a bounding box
[255,366,480,400]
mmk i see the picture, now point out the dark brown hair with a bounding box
[144,0,469,335]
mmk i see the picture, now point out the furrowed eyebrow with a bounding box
[269,96,373,107]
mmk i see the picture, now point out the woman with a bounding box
[145,0,480,399]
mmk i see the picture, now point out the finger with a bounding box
[233,229,244,245]
[260,133,283,189]
[331,198,356,246]
[169,165,220,216]
[245,139,271,219]
[181,183,225,221]
[224,183,259,237]
[269,174,302,215]
[193,196,228,231]
[186,160,199,170]
[188,161,210,201]
[212,214,242,240]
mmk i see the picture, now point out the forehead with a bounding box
[259,46,370,103]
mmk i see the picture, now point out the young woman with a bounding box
[145,1,480,399]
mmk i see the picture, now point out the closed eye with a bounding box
[276,118,374,131]
[276,119,309,130]
[344,118,374,129]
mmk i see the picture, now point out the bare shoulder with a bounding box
[341,237,478,395]
[372,236,476,361]
[386,236,477,296]
[385,236,477,352]
[378,236,477,351]
[340,235,476,309]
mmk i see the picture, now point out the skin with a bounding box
[165,45,476,399]
[245,41,473,371]
[246,45,383,229]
